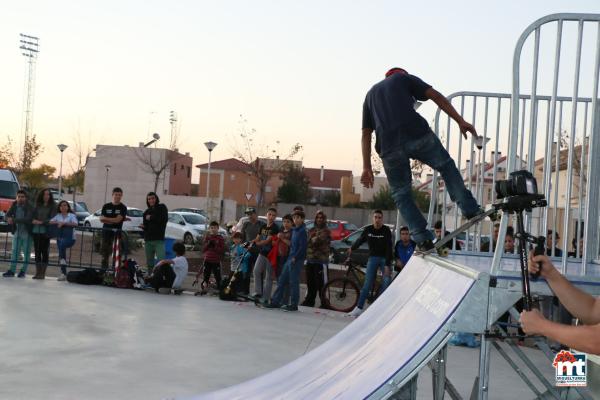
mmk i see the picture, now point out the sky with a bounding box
[1,0,599,181]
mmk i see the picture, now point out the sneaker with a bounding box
[281,304,298,312]
[173,289,183,295]
[158,287,171,294]
[59,258,67,266]
[300,300,314,307]
[264,302,280,309]
[57,274,67,281]
[417,239,435,252]
[3,270,15,278]
[17,271,26,278]
[346,307,364,318]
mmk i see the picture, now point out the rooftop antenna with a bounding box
[19,33,40,162]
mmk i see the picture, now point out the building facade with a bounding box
[84,144,193,212]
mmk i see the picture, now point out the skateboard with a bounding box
[424,208,498,257]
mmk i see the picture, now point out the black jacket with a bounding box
[142,198,168,241]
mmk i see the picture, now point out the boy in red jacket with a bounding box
[199,221,225,291]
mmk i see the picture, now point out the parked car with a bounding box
[305,219,358,240]
[171,207,207,217]
[83,207,143,233]
[165,212,228,245]
[67,201,91,226]
[0,169,19,232]
[329,224,396,266]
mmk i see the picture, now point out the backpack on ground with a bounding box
[115,259,136,289]
[67,269,104,285]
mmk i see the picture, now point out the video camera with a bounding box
[495,170,538,199]
[494,170,546,213]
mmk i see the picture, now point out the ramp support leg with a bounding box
[471,335,491,400]
[431,346,448,400]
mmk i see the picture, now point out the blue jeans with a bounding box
[271,258,304,306]
[357,256,390,309]
[57,237,76,274]
[10,234,32,273]
[382,132,479,244]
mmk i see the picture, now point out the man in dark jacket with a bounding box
[346,209,393,317]
[3,190,34,278]
[141,192,168,274]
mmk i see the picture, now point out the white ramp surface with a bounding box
[187,256,478,400]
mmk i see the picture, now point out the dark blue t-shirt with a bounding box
[362,73,432,157]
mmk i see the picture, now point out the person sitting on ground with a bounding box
[520,253,600,354]
[200,221,225,293]
[347,210,393,318]
[230,232,250,278]
[394,226,416,273]
[267,210,308,312]
[3,190,34,278]
[150,242,188,294]
[433,220,461,251]
[301,210,331,308]
[49,200,79,281]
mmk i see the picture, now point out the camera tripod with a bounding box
[495,194,547,311]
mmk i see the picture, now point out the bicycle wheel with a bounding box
[321,278,360,313]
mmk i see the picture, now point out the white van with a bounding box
[0,169,20,232]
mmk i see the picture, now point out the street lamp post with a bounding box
[143,132,160,148]
[204,141,217,219]
[104,165,111,203]
[57,144,68,200]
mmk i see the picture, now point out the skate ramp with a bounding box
[186,255,488,400]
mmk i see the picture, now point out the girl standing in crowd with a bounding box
[31,189,56,279]
[49,200,79,281]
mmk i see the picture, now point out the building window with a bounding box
[187,166,191,178]
[181,164,184,170]
[173,163,177,175]
[230,174,236,181]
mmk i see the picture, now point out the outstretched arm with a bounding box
[527,253,600,324]
[425,88,477,139]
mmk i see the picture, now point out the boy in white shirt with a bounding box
[152,241,188,294]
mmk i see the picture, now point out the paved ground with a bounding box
[0,270,569,400]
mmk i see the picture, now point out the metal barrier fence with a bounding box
[426,13,600,278]
[0,226,135,273]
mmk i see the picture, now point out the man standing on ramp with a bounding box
[361,67,489,251]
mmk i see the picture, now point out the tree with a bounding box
[320,191,341,207]
[231,115,302,206]
[369,185,396,210]
[65,128,95,193]
[134,148,174,194]
[412,188,431,213]
[277,165,311,204]
[19,164,56,191]
[17,134,42,173]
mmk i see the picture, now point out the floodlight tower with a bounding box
[19,33,40,157]
[169,111,177,149]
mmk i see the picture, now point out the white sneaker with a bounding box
[57,274,67,281]
[59,258,67,266]
[346,307,363,318]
